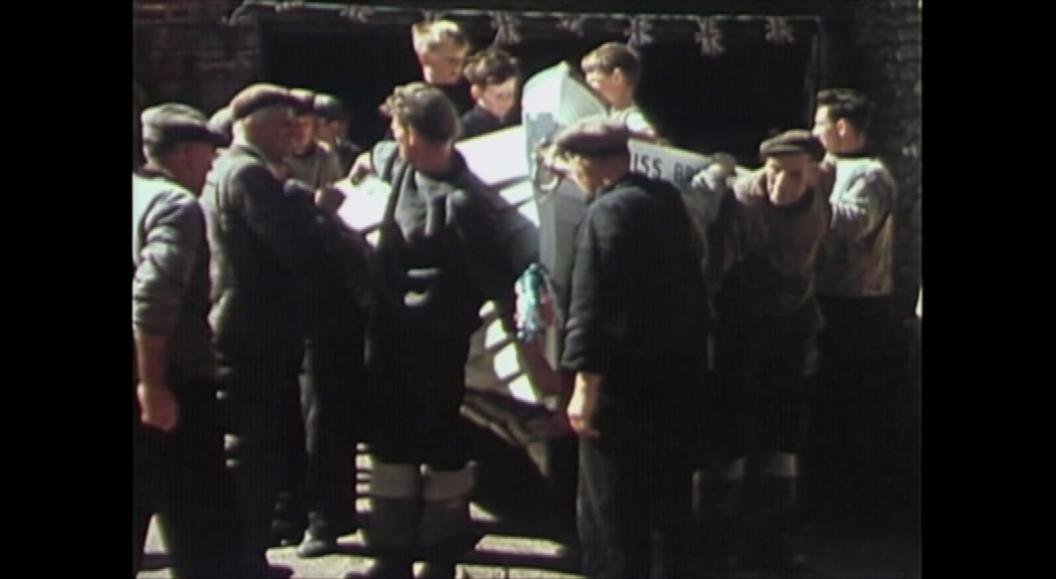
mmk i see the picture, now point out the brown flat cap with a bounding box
[553,117,631,157]
[141,103,227,148]
[229,83,301,120]
[759,129,825,162]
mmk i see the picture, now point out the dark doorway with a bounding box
[262,19,817,165]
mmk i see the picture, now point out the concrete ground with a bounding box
[138,448,920,579]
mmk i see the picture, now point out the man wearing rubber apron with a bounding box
[348,82,538,579]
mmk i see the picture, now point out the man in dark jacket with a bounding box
[347,82,538,578]
[703,130,833,574]
[133,103,236,578]
[313,92,363,174]
[547,117,709,578]
[199,83,319,578]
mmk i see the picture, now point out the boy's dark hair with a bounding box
[380,82,461,143]
[463,47,520,87]
[581,42,642,88]
[816,88,874,134]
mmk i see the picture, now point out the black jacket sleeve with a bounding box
[560,199,626,375]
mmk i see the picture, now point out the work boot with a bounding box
[418,560,456,579]
[297,513,341,558]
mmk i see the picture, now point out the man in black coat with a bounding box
[347,82,538,578]
[199,83,321,578]
[547,117,710,578]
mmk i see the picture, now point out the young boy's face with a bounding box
[583,67,628,107]
[419,40,469,86]
[473,77,518,120]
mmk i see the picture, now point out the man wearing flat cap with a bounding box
[268,87,367,559]
[701,129,833,574]
[313,93,363,174]
[548,117,709,578]
[284,88,345,191]
[200,82,325,578]
[133,103,237,578]
[347,81,538,578]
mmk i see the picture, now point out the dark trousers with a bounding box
[300,330,364,534]
[809,296,900,524]
[712,306,816,457]
[273,373,308,537]
[577,434,692,579]
[366,326,470,469]
[220,343,304,577]
[132,378,237,578]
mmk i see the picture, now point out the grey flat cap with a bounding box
[553,117,631,157]
[141,103,227,148]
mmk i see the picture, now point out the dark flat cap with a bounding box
[759,129,825,162]
[289,88,316,115]
[208,106,233,145]
[313,93,348,121]
[553,117,631,157]
[229,83,301,120]
[141,103,227,148]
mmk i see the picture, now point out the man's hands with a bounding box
[690,153,737,193]
[133,329,178,432]
[347,151,373,185]
[566,371,602,438]
[314,186,346,214]
[137,382,179,432]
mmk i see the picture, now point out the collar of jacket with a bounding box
[415,148,469,185]
[593,170,637,199]
[230,139,286,175]
[135,164,177,183]
[828,148,875,161]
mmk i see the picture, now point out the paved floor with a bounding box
[137,451,920,579]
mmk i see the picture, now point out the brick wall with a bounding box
[850,0,923,316]
[133,0,259,113]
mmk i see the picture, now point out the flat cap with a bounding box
[553,117,631,157]
[759,129,825,162]
[229,83,301,120]
[141,103,227,148]
[313,93,348,121]
[289,88,317,115]
[207,106,233,145]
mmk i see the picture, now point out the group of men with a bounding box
[133,16,902,579]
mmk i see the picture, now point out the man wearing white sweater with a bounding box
[809,88,899,532]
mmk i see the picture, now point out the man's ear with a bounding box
[835,118,852,138]
[469,84,483,101]
[404,125,421,147]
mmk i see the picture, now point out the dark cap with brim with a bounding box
[229,83,301,120]
[208,106,233,145]
[553,117,631,157]
[289,88,317,115]
[759,129,825,162]
[141,103,227,148]
[313,93,348,121]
